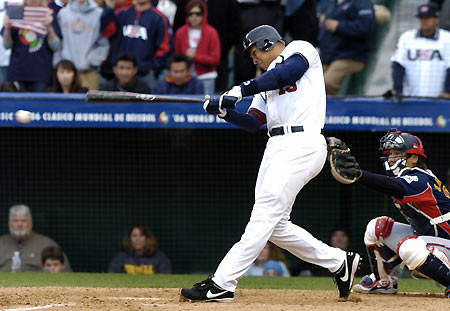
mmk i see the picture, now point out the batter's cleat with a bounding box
[352,273,398,294]
[334,252,361,299]
[446,285,450,298]
[180,278,234,302]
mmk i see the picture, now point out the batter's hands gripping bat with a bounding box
[85,91,237,109]
[326,137,361,184]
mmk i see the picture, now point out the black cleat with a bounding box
[334,252,361,299]
[180,278,234,302]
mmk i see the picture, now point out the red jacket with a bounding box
[173,0,220,76]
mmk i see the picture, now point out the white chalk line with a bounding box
[108,297,175,301]
[2,303,76,311]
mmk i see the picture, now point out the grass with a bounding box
[0,272,443,294]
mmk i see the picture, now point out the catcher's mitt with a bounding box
[326,137,361,184]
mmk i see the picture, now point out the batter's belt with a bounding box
[269,126,323,137]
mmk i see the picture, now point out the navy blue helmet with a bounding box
[243,25,284,53]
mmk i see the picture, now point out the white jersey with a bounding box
[248,40,326,133]
[391,28,450,97]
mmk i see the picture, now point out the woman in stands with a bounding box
[51,60,88,93]
[108,224,172,274]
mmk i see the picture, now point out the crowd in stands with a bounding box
[0,0,447,97]
[0,203,358,277]
[0,204,172,274]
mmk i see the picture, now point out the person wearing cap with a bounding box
[391,3,450,98]
[318,0,375,95]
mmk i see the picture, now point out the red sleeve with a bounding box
[152,8,171,58]
[248,108,267,127]
[193,26,221,66]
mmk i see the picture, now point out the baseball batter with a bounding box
[180,25,361,302]
[391,3,450,98]
[350,129,450,297]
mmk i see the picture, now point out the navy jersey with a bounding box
[393,168,450,238]
[101,6,171,75]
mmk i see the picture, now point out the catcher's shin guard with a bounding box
[366,245,401,281]
[417,253,450,288]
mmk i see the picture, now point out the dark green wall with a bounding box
[0,128,448,273]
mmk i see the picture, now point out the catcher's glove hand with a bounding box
[326,137,361,184]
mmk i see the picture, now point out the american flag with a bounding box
[6,3,52,36]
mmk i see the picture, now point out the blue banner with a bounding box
[0,93,449,132]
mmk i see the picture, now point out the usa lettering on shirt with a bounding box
[123,25,148,40]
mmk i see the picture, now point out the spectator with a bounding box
[0,0,11,84]
[292,226,351,276]
[2,0,61,92]
[245,242,290,277]
[101,0,171,90]
[156,0,177,29]
[283,0,319,47]
[329,227,350,251]
[108,224,172,274]
[174,0,220,95]
[48,0,68,36]
[51,59,88,93]
[391,3,450,98]
[318,0,375,95]
[56,0,110,90]
[101,53,151,93]
[173,0,240,93]
[153,53,204,94]
[233,0,284,85]
[0,204,72,272]
[41,246,65,273]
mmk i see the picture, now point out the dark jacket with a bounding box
[102,76,151,93]
[318,0,375,65]
[108,250,172,274]
[153,75,204,95]
[100,6,171,75]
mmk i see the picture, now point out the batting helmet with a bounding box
[379,128,427,158]
[243,25,284,53]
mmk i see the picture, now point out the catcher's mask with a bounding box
[243,25,284,54]
[379,128,427,176]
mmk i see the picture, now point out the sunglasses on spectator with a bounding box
[188,11,203,16]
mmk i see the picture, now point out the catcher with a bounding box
[327,129,450,298]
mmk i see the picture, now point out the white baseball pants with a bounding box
[213,131,346,291]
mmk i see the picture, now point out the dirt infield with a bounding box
[0,287,447,311]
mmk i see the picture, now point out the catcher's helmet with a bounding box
[379,128,427,158]
[379,128,426,176]
[243,25,284,53]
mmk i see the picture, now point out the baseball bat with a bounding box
[86,90,208,103]
[85,91,236,109]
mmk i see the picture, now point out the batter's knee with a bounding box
[363,216,394,245]
[397,236,429,270]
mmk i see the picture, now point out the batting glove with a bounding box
[220,85,242,110]
[203,96,227,117]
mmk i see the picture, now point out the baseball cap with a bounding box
[263,260,283,276]
[416,3,439,18]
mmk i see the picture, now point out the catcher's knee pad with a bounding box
[364,216,394,245]
[397,236,429,270]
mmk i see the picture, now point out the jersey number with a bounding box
[279,84,297,95]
